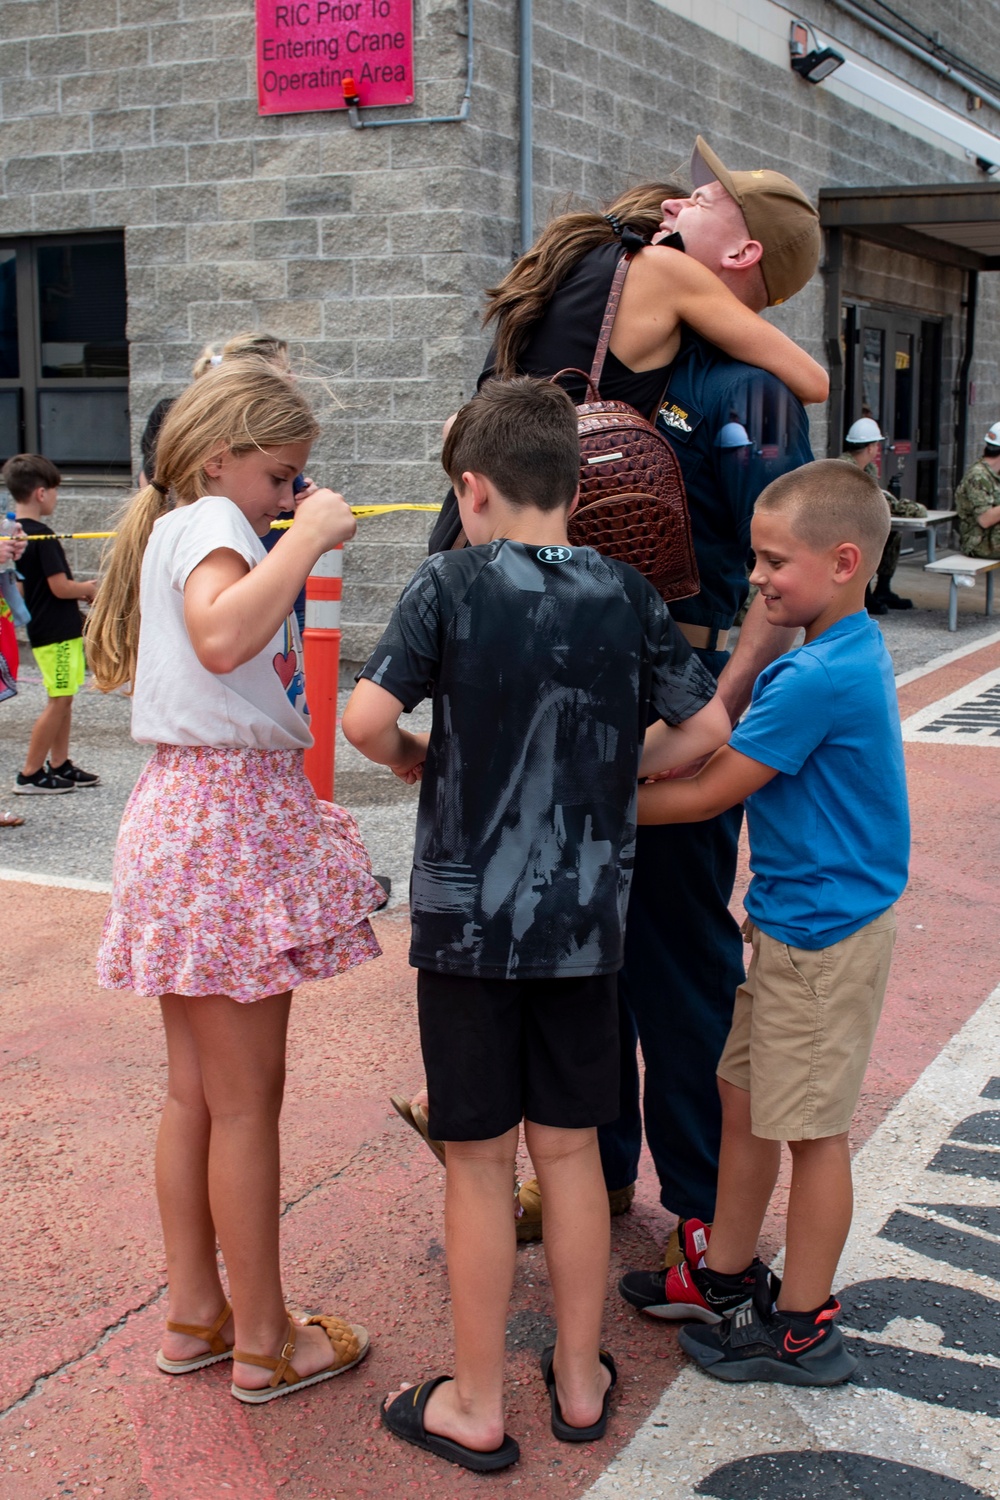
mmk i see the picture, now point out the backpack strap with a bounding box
[589,252,674,423]
[588,252,632,399]
[550,367,601,404]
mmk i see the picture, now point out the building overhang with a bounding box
[819,183,1000,273]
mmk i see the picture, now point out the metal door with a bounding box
[843,305,942,507]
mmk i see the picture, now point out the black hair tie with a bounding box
[149,478,169,496]
[604,213,647,255]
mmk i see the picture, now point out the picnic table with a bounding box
[924,553,1000,631]
[890,509,957,564]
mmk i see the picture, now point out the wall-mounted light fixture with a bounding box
[790,20,845,84]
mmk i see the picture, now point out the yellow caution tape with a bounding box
[22,503,443,541]
[352,503,442,517]
[21,531,119,541]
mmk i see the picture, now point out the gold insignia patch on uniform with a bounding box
[659,402,693,434]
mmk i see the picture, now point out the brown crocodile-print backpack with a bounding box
[558,253,699,602]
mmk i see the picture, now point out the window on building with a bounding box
[0,233,130,470]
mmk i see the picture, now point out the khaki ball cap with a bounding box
[691,136,821,306]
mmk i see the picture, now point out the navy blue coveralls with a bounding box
[596,332,813,1222]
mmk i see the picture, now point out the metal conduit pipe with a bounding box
[824,0,1000,118]
[345,0,474,128]
[519,0,534,253]
[954,270,978,492]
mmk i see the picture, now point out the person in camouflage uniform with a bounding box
[840,417,926,614]
[955,422,1000,560]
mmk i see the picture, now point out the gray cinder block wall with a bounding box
[1,0,998,656]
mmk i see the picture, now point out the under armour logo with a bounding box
[536,546,572,564]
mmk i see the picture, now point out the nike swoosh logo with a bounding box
[784,1331,823,1354]
[704,1288,747,1308]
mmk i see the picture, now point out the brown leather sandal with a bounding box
[390,1094,446,1167]
[156,1302,234,1375]
[515,1177,635,1243]
[231,1314,370,1404]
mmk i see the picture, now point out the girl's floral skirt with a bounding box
[97,745,383,1003]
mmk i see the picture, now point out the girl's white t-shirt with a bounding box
[131,496,312,750]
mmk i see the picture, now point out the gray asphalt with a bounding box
[0,672,429,906]
[1,553,996,890]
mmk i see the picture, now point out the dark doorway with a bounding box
[843,304,942,507]
[0,232,129,470]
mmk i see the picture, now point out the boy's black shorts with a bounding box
[417,969,620,1142]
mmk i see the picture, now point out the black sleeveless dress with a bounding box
[428,242,673,553]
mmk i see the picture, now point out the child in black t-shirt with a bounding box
[2,454,101,794]
[343,378,730,1471]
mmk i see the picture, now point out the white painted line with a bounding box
[0,866,111,893]
[901,668,1000,746]
[894,629,1000,688]
[588,983,1000,1499]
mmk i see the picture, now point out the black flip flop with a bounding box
[540,1346,617,1442]
[381,1376,520,1473]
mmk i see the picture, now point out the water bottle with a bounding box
[0,511,17,573]
[0,509,31,627]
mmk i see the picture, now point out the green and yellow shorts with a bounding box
[32,637,86,698]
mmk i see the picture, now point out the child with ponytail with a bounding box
[89,359,383,1403]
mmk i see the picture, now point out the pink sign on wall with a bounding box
[256,0,414,116]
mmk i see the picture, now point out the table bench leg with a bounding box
[927,526,937,565]
[988,570,995,618]
[949,577,958,631]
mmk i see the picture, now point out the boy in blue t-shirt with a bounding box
[619,458,909,1387]
[342,378,729,1470]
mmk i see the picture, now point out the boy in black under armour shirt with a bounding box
[343,378,729,1470]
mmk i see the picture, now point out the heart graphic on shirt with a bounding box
[273,650,296,691]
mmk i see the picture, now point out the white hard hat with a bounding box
[845,417,884,444]
[985,421,1000,448]
[716,421,752,449]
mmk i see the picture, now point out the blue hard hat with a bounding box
[716,421,752,449]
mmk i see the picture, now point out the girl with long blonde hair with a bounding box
[138,331,292,482]
[90,359,383,1403]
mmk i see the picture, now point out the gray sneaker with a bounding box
[679,1291,857,1387]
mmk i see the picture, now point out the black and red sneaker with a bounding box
[619,1220,773,1324]
[679,1290,857,1387]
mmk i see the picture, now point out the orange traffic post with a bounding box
[302,544,342,802]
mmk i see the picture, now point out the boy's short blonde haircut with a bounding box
[756,459,890,568]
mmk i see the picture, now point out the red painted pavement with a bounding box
[2,638,1000,1499]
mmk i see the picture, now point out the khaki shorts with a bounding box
[717,908,897,1141]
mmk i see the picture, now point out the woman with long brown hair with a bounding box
[428,180,827,551]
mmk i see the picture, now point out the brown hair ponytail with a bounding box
[87,359,318,693]
[483,182,683,378]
